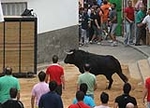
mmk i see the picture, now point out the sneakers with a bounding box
[108,40,113,43]
[111,41,118,47]
[135,43,141,46]
[89,41,93,44]
[97,42,101,45]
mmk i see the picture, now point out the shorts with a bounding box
[147,101,150,108]
[110,23,118,35]
[92,25,102,36]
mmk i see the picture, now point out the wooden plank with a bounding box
[5,22,20,29]
[138,59,150,82]
[5,50,19,73]
[21,50,34,63]
[21,22,35,43]
[0,51,3,68]
[21,22,35,29]
[5,30,19,43]
[21,30,34,43]
[0,23,4,43]
[0,18,36,74]
[21,50,34,72]
[5,22,20,43]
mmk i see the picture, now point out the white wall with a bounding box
[2,0,78,33]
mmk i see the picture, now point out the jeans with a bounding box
[147,101,150,108]
[80,29,89,44]
[124,21,134,44]
[136,25,146,44]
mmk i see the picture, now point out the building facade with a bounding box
[1,0,79,63]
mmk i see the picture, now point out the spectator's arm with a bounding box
[61,75,65,90]
[124,12,133,23]
[77,83,80,91]
[135,105,138,108]
[114,102,118,108]
[110,15,117,23]
[31,95,35,108]
[94,82,97,91]
[95,19,100,29]
[137,23,144,27]
[16,80,20,101]
[142,85,148,104]
[17,90,20,101]
[45,74,49,83]
[94,77,97,91]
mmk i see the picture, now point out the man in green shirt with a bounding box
[135,5,146,45]
[77,64,97,99]
[0,67,20,103]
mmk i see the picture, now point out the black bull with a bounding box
[64,49,128,89]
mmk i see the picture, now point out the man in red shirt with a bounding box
[46,55,65,96]
[124,0,135,46]
[68,91,90,108]
[143,77,150,108]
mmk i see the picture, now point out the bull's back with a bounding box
[88,55,121,75]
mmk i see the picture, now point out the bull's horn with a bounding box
[64,50,74,55]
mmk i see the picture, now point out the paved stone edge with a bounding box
[118,39,150,82]
[117,39,150,58]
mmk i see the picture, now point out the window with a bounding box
[2,2,27,16]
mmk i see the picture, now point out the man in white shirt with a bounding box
[138,8,150,45]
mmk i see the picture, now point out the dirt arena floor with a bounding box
[19,64,145,108]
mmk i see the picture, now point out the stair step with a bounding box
[129,63,141,80]
[137,59,150,82]
[148,57,150,66]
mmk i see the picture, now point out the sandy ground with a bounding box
[19,64,145,108]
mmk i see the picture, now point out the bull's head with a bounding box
[64,49,89,73]
[64,49,75,64]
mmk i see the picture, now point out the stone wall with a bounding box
[37,25,79,64]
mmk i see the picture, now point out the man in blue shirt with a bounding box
[38,81,63,108]
[73,83,95,107]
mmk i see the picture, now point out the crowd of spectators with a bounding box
[0,64,140,108]
[0,0,149,107]
[79,0,149,47]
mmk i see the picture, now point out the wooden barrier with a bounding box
[0,16,37,77]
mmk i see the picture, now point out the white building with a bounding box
[1,0,79,63]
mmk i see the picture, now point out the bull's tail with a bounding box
[111,56,128,83]
[117,71,128,83]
